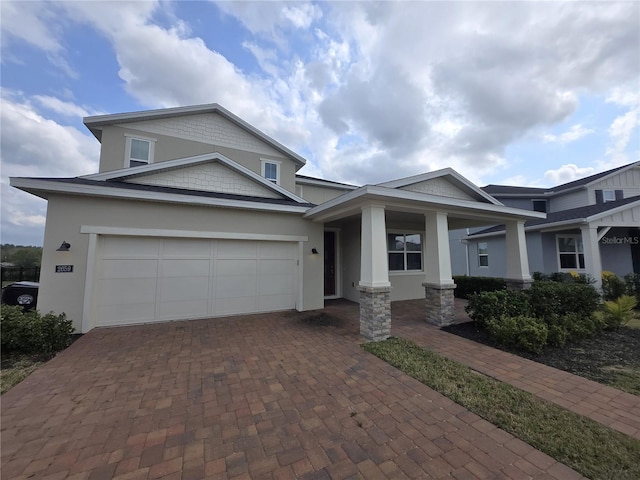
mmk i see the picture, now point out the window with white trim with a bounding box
[261,160,280,184]
[603,190,616,203]
[478,242,489,267]
[388,233,422,271]
[125,135,155,168]
[557,235,585,270]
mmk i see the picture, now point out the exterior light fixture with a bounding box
[56,241,71,252]
[311,248,319,254]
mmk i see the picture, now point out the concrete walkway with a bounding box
[390,299,640,441]
[1,302,587,480]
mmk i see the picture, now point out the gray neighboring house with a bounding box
[451,161,640,288]
[11,103,543,340]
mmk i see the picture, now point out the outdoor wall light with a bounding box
[311,248,319,254]
[56,241,71,252]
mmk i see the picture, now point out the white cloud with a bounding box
[543,124,595,145]
[544,164,595,184]
[33,95,96,118]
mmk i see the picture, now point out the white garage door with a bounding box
[94,236,298,327]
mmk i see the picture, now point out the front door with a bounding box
[324,230,336,297]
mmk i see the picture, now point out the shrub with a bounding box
[466,290,531,327]
[595,295,638,331]
[528,281,600,320]
[1,306,74,355]
[624,273,640,305]
[486,316,548,354]
[602,271,627,301]
[452,276,506,299]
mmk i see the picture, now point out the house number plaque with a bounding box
[55,265,74,273]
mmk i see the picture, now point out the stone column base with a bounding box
[356,285,392,341]
[506,278,533,290]
[422,282,456,327]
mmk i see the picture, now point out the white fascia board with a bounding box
[466,218,590,240]
[585,199,640,222]
[582,161,640,189]
[80,226,308,242]
[295,177,358,190]
[377,168,502,206]
[305,185,545,222]
[10,178,310,214]
[83,103,307,167]
[83,152,308,204]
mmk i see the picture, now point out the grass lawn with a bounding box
[364,337,640,480]
[1,355,44,394]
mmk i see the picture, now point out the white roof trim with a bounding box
[83,103,307,167]
[295,176,358,190]
[582,161,640,189]
[377,168,503,206]
[304,185,545,223]
[10,177,311,214]
[83,152,308,204]
[586,198,640,222]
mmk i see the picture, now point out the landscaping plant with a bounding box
[595,294,638,331]
[1,305,74,355]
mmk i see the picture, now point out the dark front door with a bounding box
[324,231,336,296]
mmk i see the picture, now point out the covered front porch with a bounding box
[305,177,545,341]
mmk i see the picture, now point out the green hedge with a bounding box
[452,275,506,299]
[1,306,75,355]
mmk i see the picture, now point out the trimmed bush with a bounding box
[527,281,600,320]
[1,306,74,355]
[486,316,548,354]
[465,290,531,327]
[624,273,640,305]
[452,275,507,299]
[602,271,627,301]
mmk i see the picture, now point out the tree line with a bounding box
[1,244,43,268]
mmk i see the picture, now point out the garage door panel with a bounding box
[216,276,257,298]
[98,278,157,305]
[101,259,158,279]
[95,237,297,328]
[161,259,211,277]
[217,259,257,276]
[217,241,258,259]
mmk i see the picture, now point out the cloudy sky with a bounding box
[1,1,639,246]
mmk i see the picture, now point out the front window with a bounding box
[478,242,489,267]
[261,160,280,184]
[557,235,585,270]
[125,135,155,167]
[603,190,616,203]
[388,233,422,271]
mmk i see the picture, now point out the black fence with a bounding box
[1,266,41,284]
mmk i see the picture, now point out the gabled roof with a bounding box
[469,195,640,237]
[295,174,358,190]
[83,103,307,168]
[377,168,503,205]
[483,161,640,197]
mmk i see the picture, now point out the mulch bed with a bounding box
[442,321,640,393]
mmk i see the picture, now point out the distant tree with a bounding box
[1,245,42,268]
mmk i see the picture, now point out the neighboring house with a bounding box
[452,162,640,288]
[11,103,543,340]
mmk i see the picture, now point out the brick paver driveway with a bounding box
[2,303,581,479]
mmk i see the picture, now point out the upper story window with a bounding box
[388,232,422,271]
[478,242,489,267]
[261,159,281,185]
[557,235,584,270]
[125,134,156,168]
[532,200,547,213]
[603,190,616,203]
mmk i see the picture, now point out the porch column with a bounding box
[581,226,602,290]
[357,205,392,341]
[422,212,456,326]
[505,220,533,290]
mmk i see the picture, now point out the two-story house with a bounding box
[11,103,543,339]
[453,162,640,287]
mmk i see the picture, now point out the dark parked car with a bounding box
[1,281,39,311]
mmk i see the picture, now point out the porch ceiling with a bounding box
[305,185,545,226]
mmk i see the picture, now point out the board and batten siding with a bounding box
[590,167,640,202]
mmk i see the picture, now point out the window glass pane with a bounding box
[532,200,547,213]
[479,255,489,267]
[407,253,422,270]
[405,234,421,251]
[559,254,577,269]
[478,242,488,255]
[388,253,404,271]
[603,190,615,202]
[388,234,404,251]
[578,254,585,269]
[130,139,150,161]
[264,162,278,181]
[558,237,576,253]
[576,238,584,253]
